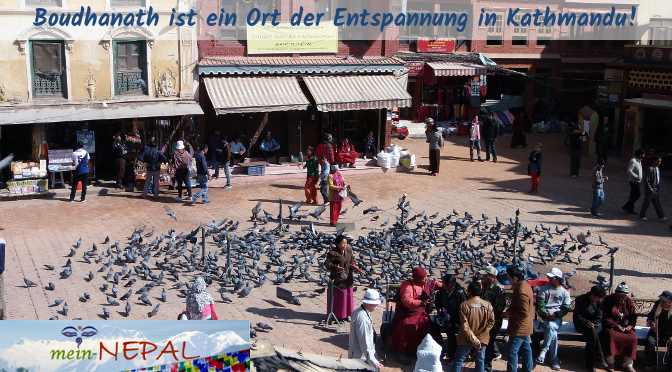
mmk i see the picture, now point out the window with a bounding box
[649,18,672,45]
[335,0,368,40]
[486,13,503,45]
[537,12,553,46]
[219,0,272,40]
[31,41,66,98]
[567,24,584,49]
[398,2,434,45]
[25,0,60,6]
[610,21,630,49]
[111,0,144,6]
[439,3,471,43]
[315,0,330,19]
[589,23,606,50]
[512,13,528,46]
[114,41,147,95]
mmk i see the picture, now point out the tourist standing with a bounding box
[138,141,167,200]
[70,141,89,203]
[483,113,499,163]
[426,123,444,176]
[349,289,383,370]
[328,165,347,226]
[112,133,127,189]
[214,136,232,189]
[172,140,193,201]
[469,115,484,162]
[316,133,335,166]
[640,155,667,221]
[569,125,588,178]
[527,143,543,194]
[622,148,645,215]
[208,127,221,166]
[363,131,377,160]
[324,235,355,321]
[502,266,534,372]
[192,145,210,204]
[595,118,612,165]
[590,159,608,217]
[304,146,319,204]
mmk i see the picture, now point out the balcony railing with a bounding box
[115,71,146,95]
[34,72,63,97]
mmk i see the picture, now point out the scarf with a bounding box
[186,277,214,320]
[654,301,672,320]
[332,171,344,201]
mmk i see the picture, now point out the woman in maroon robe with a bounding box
[390,267,441,364]
[511,112,528,148]
[601,282,638,372]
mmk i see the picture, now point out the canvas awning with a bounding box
[204,76,310,115]
[427,62,488,76]
[0,101,203,125]
[303,75,412,112]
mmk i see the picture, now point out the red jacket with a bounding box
[316,141,334,164]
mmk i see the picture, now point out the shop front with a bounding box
[622,95,672,167]
[0,100,203,198]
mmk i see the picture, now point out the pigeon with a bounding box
[164,206,177,220]
[363,207,379,214]
[250,328,258,338]
[74,237,81,249]
[120,290,132,301]
[308,204,327,220]
[161,288,167,303]
[148,304,160,317]
[103,308,110,319]
[590,254,603,261]
[107,296,119,306]
[125,302,131,317]
[340,208,348,215]
[256,322,273,331]
[291,296,301,306]
[68,248,77,257]
[49,316,59,320]
[23,278,37,287]
[44,264,55,270]
[47,282,56,291]
[220,292,232,302]
[348,191,364,207]
[63,302,69,316]
[84,293,91,301]
[239,283,252,297]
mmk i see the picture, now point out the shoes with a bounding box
[535,356,545,364]
[641,217,649,221]
[493,159,497,163]
[578,174,582,178]
[224,185,232,189]
[70,199,75,202]
[80,199,86,203]
[324,202,330,206]
[203,200,211,204]
[191,196,197,204]
[363,156,367,160]
[373,156,377,160]
[153,196,159,199]
[591,213,599,218]
[493,354,502,361]
[277,162,282,166]
[485,158,490,162]
[478,159,485,162]
[349,164,355,168]
[174,197,183,201]
[623,207,630,215]
[572,175,577,178]
[596,360,609,369]
[396,353,411,365]
[660,217,669,222]
[551,363,561,371]
[431,173,437,176]
[606,362,615,372]
[339,164,343,169]
[528,190,535,194]
[471,159,475,162]
[624,365,636,372]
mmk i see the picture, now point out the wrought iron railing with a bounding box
[115,71,145,95]
[33,72,63,97]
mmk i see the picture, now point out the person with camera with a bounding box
[449,281,495,372]
[429,274,467,362]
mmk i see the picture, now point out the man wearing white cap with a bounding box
[349,289,382,370]
[536,268,571,371]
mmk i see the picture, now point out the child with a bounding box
[304,146,319,204]
[590,159,608,217]
[527,143,543,194]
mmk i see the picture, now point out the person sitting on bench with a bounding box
[602,282,638,372]
[574,285,609,372]
[536,268,571,371]
[260,131,281,165]
[644,290,672,372]
[230,135,246,166]
[336,138,357,168]
[429,274,467,362]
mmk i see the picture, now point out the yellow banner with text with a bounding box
[247,23,339,54]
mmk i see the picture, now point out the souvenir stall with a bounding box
[0,123,50,199]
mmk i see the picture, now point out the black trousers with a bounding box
[115,158,125,186]
[175,168,192,198]
[484,318,503,372]
[644,330,671,369]
[640,190,665,219]
[365,145,377,157]
[597,142,609,164]
[231,153,245,165]
[70,173,87,201]
[570,150,582,176]
[429,322,459,359]
[261,150,280,164]
[623,181,641,212]
[575,324,604,367]
[484,137,497,161]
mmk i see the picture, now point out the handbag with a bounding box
[188,162,197,178]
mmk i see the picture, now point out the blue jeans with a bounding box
[550,115,558,132]
[214,161,231,186]
[451,344,486,372]
[540,318,563,364]
[591,187,604,215]
[507,336,534,372]
[193,175,209,202]
[470,139,482,160]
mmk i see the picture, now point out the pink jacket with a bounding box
[400,280,440,309]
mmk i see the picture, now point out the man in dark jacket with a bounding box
[112,133,128,189]
[483,113,499,163]
[569,125,588,178]
[138,141,167,199]
[213,136,232,188]
[574,285,609,372]
[429,275,467,360]
[640,156,667,222]
[208,128,221,167]
[645,290,672,372]
[192,144,210,204]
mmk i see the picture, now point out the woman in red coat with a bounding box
[601,283,638,372]
[336,138,357,168]
[390,267,441,364]
[511,112,528,148]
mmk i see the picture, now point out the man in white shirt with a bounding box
[640,155,667,221]
[469,115,484,162]
[230,135,246,166]
[349,289,383,370]
[622,148,644,215]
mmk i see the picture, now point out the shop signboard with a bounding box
[417,38,456,53]
[247,23,338,54]
[76,131,95,154]
[405,61,425,76]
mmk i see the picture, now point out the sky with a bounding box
[0,320,250,349]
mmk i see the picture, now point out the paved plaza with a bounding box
[1,133,671,372]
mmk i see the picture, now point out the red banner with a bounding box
[404,61,425,76]
[417,38,456,53]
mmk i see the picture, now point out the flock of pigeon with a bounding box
[20,194,622,333]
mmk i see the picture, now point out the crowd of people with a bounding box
[345,263,672,372]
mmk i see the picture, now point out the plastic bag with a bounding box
[414,334,443,372]
[188,163,197,178]
[339,188,348,199]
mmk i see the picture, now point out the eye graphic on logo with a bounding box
[61,326,98,349]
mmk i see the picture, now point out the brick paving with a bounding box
[1,132,671,372]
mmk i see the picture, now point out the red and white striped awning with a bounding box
[427,62,488,76]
